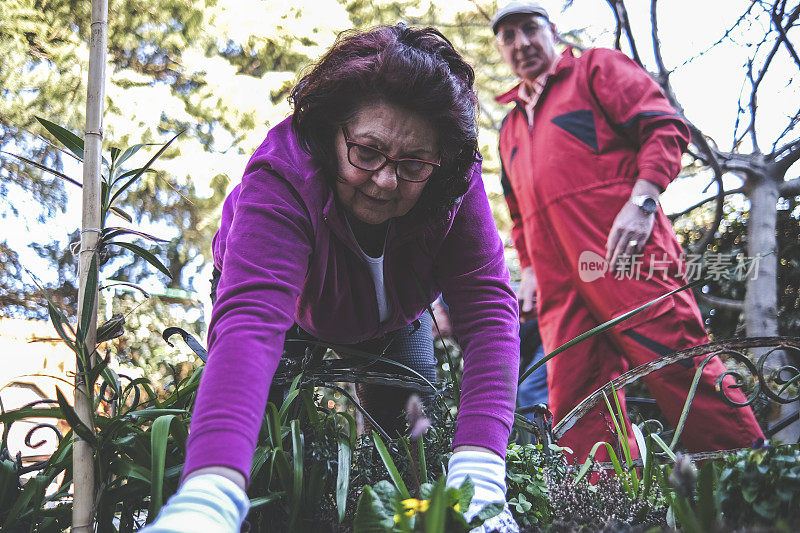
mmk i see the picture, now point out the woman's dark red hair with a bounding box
[290,24,479,218]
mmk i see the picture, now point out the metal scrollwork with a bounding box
[553,336,800,443]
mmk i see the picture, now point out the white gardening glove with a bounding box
[140,473,250,533]
[446,450,519,533]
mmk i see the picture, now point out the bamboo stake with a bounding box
[73,0,108,530]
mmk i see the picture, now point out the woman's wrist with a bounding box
[185,466,246,491]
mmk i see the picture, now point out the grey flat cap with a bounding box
[491,1,550,34]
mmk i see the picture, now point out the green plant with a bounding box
[353,477,503,533]
[504,442,567,528]
[718,443,800,528]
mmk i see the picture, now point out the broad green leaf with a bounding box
[149,414,178,520]
[353,483,396,533]
[36,117,84,160]
[372,430,410,499]
[458,477,475,515]
[107,241,172,279]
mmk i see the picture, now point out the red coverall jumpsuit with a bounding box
[497,47,764,462]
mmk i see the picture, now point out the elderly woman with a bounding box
[145,24,520,532]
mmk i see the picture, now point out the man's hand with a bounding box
[518,266,537,323]
[606,180,661,271]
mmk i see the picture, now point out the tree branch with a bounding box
[770,107,800,153]
[667,186,746,220]
[699,293,744,312]
[771,1,800,71]
[773,138,800,174]
[607,0,642,66]
[779,176,800,197]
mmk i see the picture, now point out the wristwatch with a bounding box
[630,194,659,215]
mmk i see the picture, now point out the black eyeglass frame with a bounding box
[341,126,440,183]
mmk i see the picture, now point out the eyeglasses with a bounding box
[341,127,440,183]
[496,19,547,46]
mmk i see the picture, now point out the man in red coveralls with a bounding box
[491,1,764,463]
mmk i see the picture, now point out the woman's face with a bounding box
[335,100,439,225]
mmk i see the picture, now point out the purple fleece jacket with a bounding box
[184,117,520,483]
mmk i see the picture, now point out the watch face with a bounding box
[642,197,658,214]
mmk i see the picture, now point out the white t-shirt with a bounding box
[346,220,391,322]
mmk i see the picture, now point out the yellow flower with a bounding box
[398,498,430,518]
[453,502,460,513]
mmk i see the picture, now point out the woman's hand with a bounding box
[446,447,520,533]
[140,473,249,533]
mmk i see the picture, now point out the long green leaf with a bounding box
[669,353,717,450]
[108,131,182,206]
[266,402,283,451]
[417,437,427,484]
[110,166,157,188]
[55,387,98,449]
[77,253,99,348]
[520,278,703,385]
[575,441,627,494]
[602,387,639,494]
[36,117,84,160]
[0,150,82,187]
[336,435,351,522]
[650,433,677,461]
[46,301,76,352]
[696,460,719,530]
[103,227,168,243]
[278,374,303,423]
[249,492,285,510]
[113,143,147,175]
[149,414,178,520]
[424,477,447,533]
[288,420,304,531]
[108,241,172,279]
[108,206,133,223]
[372,430,410,499]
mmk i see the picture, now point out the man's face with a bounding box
[495,14,558,83]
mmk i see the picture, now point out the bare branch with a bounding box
[650,0,668,81]
[667,186,746,220]
[606,0,624,51]
[699,293,745,312]
[746,60,762,153]
[606,0,642,66]
[770,108,800,152]
[673,3,757,72]
[779,176,800,196]
[771,2,800,70]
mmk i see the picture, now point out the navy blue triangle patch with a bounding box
[551,110,598,152]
